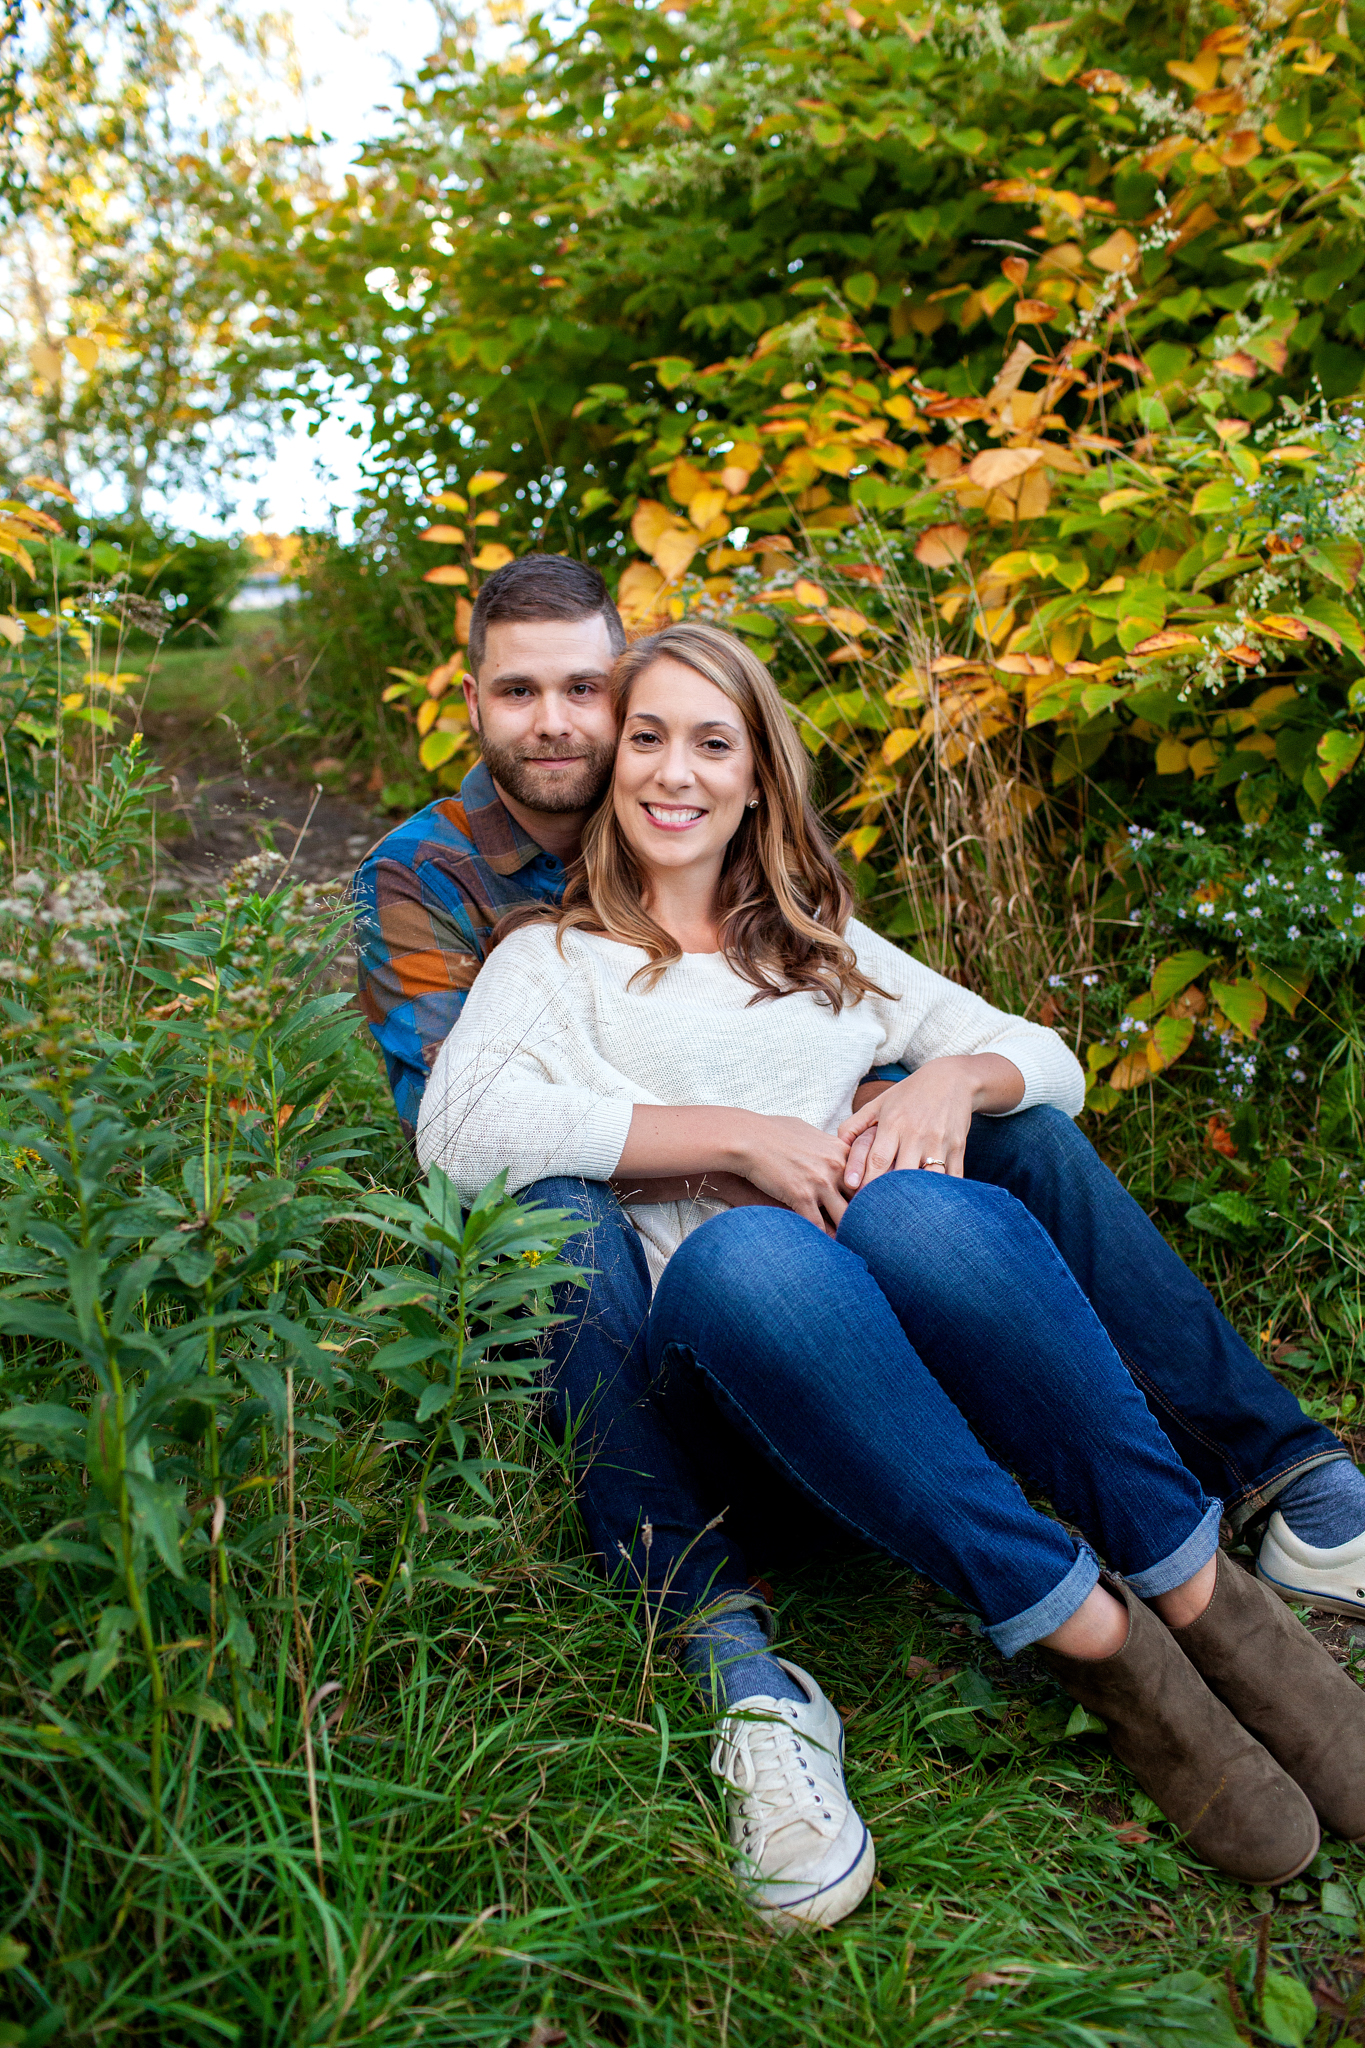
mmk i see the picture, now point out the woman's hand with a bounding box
[732,1111,852,1231]
[837,1054,1025,1189]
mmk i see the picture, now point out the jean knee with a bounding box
[838,1170,1040,1289]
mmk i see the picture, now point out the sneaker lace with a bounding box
[710,1710,843,1870]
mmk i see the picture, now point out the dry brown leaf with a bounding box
[914,523,971,567]
[966,447,1042,490]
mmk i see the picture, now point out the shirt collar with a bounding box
[458,759,552,877]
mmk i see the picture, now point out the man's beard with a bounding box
[478,730,616,815]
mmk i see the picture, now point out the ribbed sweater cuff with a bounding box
[569,1096,636,1183]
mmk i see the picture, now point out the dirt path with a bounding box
[154,760,383,893]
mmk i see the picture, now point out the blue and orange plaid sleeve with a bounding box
[351,773,566,1139]
[353,830,482,1138]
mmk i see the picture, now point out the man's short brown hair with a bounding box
[468,554,626,676]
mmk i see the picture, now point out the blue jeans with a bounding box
[648,1178,1222,1654]
[526,1107,1343,1638]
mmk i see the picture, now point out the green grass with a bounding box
[1,746,1364,2048]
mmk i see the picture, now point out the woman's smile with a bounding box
[641,801,708,831]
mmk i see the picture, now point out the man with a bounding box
[354,553,1365,1914]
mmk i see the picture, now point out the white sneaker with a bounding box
[1257,1510,1365,1621]
[709,1657,875,1929]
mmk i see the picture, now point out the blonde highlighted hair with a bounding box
[503,620,888,1012]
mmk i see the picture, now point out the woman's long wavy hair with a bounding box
[502,621,888,1012]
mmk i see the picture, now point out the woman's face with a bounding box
[612,657,759,879]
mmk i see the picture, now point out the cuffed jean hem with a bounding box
[1124,1499,1224,1599]
[987,1545,1100,1659]
[1225,1451,1352,1537]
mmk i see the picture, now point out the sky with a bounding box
[171,0,446,539]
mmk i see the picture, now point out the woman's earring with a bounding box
[747,797,759,809]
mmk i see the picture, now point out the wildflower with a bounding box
[1286,1046,1300,1061]
[1309,823,1325,838]
[1047,974,1065,988]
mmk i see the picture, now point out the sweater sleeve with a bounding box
[414,929,643,1200]
[848,921,1086,1118]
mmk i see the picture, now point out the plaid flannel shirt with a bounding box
[352,761,568,1139]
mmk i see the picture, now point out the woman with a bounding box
[418,622,1365,1930]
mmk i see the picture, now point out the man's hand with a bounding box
[733,1112,852,1231]
[838,1054,1025,1189]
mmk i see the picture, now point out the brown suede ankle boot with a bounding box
[1038,1575,1319,1884]
[1163,1548,1365,1842]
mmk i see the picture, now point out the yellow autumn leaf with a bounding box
[792,579,828,607]
[653,528,700,582]
[468,470,508,497]
[1155,737,1190,774]
[21,474,77,504]
[420,525,465,544]
[65,335,99,370]
[631,500,676,554]
[423,564,470,586]
[1088,229,1140,275]
[882,728,920,764]
[472,544,514,572]
[688,487,729,531]
[825,606,873,637]
[431,490,468,512]
[617,560,666,619]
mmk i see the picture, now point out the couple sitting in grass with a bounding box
[354,554,1365,1930]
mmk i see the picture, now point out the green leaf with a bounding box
[419,730,461,771]
[1209,978,1267,1038]
[0,1936,28,1971]
[1320,1879,1356,1918]
[843,271,878,311]
[173,1690,233,1729]
[1317,729,1363,791]
[1258,1969,1317,2048]
[1150,951,1212,1008]
[1300,537,1363,592]
[124,1472,186,1580]
[1250,960,1311,1016]
[0,1403,86,1452]
[654,357,693,390]
[1150,1012,1195,1070]
[1191,479,1240,515]
[415,1379,453,1423]
[1301,594,1364,655]
[0,1538,109,1571]
[1064,1702,1106,1736]
[85,1395,120,1500]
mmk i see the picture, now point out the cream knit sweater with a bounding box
[416,919,1085,1288]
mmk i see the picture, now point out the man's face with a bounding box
[464,614,619,816]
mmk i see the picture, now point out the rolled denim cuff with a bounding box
[1123,1499,1223,1599]
[987,1545,1100,1659]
